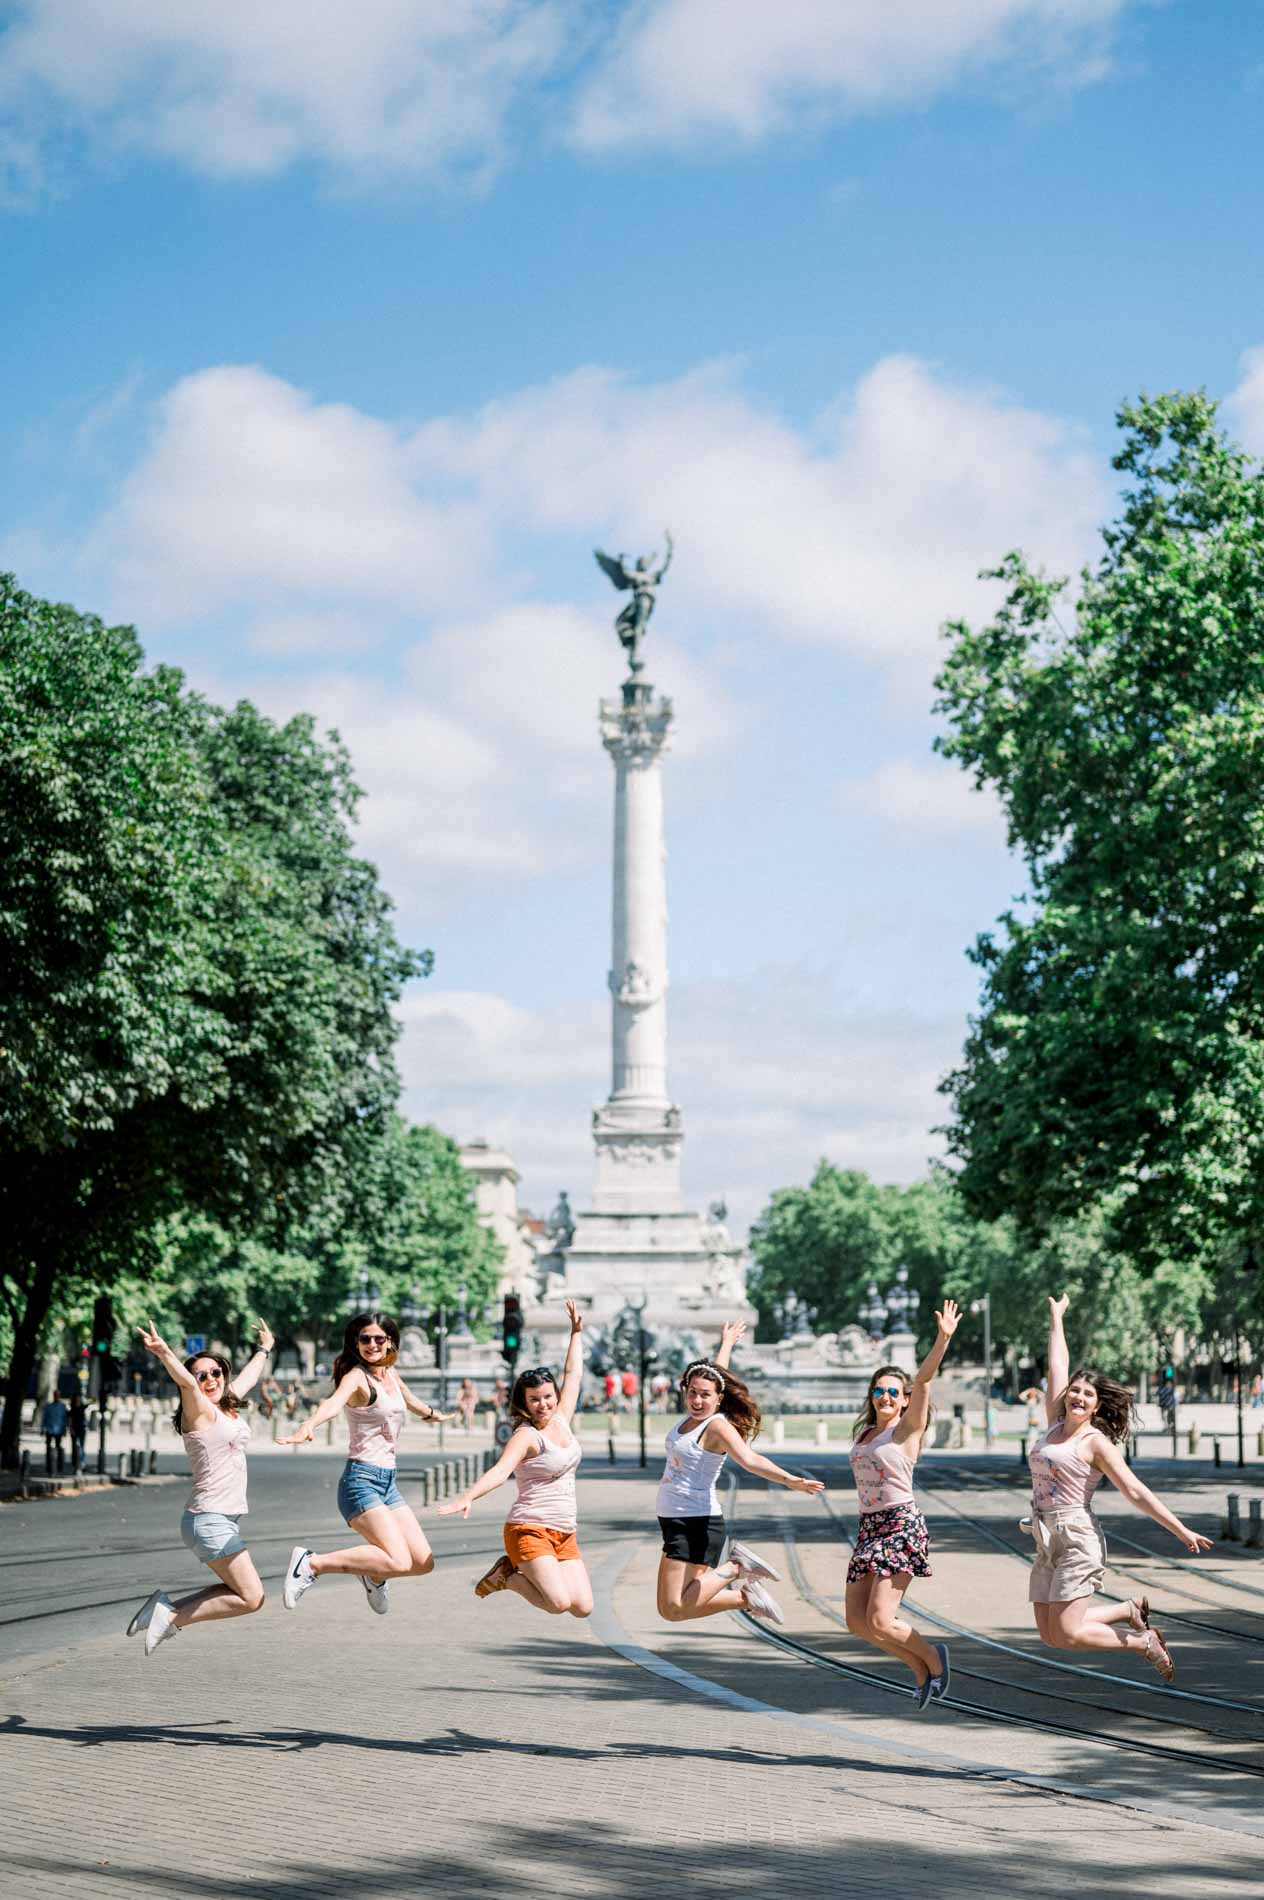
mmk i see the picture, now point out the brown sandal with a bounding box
[1144,1627,1175,1682]
[1128,1596,1151,1632]
[474,1555,516,1598]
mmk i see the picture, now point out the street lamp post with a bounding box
[970,1294,994,1449]
[1237,1246,1259,1471]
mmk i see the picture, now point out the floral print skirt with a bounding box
[847,1502,932,1582]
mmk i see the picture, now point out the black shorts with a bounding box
[658,1514,726,1567]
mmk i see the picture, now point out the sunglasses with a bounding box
[871,1385,904,1400]
[518,1369,555,1388]
[193,1368,223,1385]
[358,1332,390,1347]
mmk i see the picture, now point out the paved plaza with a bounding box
[2,1450,1262,1898]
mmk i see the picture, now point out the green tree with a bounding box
[748,1163,898,1338]
[0,579,426,1462]
[935,393,1264,1276]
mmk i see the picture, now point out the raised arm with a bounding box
[714,1318,747,1371]
[436,1429,537,1518]
[557,1299,585,1420]
[137,1320,213,1430]
[1046,1294,1070,1425]
[1092,1437,1214,1553]
[396,1378,458,1425]
[228,1317,275,1399]
[895,1299,960,1444]
[704,1414,823,1494]
[278,1368,368,1444]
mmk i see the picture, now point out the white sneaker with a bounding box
[361,1574,390,1616]
[727,1539,781,1584]
[126,1589,168,1639]
[283,1546,316,1610]
[741,1578,786,1626]
[144,1598,179,1656]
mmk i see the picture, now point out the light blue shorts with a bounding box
[181,1510,247,1563]
[337,1459,405,1524]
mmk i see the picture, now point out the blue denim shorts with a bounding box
[337,1460,405,1524]
[181,1510,247,1563]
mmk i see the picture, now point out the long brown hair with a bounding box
[680,1360,761,1443]
[851,1364,922,1441]
[1056,1367,1135,1444]
[172,1352,243,1433]
[332,1311,400,1389]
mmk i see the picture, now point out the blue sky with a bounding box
[4,1,1264,1235]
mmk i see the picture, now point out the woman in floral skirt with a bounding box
[844,1299,960,1711]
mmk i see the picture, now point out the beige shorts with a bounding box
[1027,1507,1106,1603]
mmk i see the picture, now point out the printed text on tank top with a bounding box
[848,1422,915,1514]
[506,1425,583,1532]
[1029,1424,1103,1512]
[345,1373,407,1470]
[655,1416,728,1519]
[184,1407,251,1516]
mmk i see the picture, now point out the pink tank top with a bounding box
[1030,1426,1103,1511]
[849,1422,915,1513]
[184,1407,251,1515]
[506,1426,582,1532]
[346,1377,406,1470]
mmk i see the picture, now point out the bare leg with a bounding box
[310,1504,434,1581]
[865,1574,940,1684]
[172,1550,265,1627]
[1044,1598,1153,1653]
[505,1553,594,1618]
[846,1576,926,1685]
[657,1556,747,1623]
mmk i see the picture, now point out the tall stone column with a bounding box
[593,678,684,1214]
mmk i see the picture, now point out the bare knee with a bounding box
[658,1600,686,1624]
[568,1602,593,1619]
[378,1553,413,1579]
[845,1612,870,1639]
[869,1614,899,1643]
[240,1586,266,1614]
[410,1552,435,1577]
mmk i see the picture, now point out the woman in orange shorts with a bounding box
[439,1299,591,1619]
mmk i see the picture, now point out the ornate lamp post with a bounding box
[970,1293,994,1448]
[859,1281,887,1340]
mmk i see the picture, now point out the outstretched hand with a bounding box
[566,1298,583,1334]
[720,1319,747,1351]
[278,1421,314,1447]
[1176,1526,1214,1554]
[252,1317,275,1355]
[137,1320,170,1359]
[935,1299,961,1338]
[788,1475,825,1495]
[437,1495,471,1519]
[1049,1293,1069,1323]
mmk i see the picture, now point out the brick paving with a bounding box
[2,1467,1261,1898]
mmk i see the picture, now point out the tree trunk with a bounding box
[1,1254,57,1469]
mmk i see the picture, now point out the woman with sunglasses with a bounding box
[438,1299,591,1615]
[1025,1293,1212,1680]
[845,1300,960,1711]
[280,1310,456,1616]
[655,1320,824,1627]
[125,1316,275,1656]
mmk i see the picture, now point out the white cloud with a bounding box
[400,973,962,1235]
[569,0,1128,152]
[1227,343,1264,457]
[0,0,567,187]
[837,756,1006,842]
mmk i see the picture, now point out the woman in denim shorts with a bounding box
[280,1311,456,1617]
[125,1316,275,1657]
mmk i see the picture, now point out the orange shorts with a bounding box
[504,1523,581,1566]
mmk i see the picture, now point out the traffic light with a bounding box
[501,1292,523,1364]
[91,1295,117,1398]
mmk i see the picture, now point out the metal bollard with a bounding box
[483,1448,494,1473]
[1019,1434,1029,1467]
[1258,1427,1264,1460]
[1214,1439,1222,1468]
[421,1469,433,1508]
[1188,1420,1200,1454]
[771,1418,785,1445]
[148,1449,158,1474]
[116,1451,127,1479]
[814,1421,828,1446]
[325,1419,335,1446]
[272,1414,281,1441]
[1248,1499,1262,1549]
[1225,1493,1241,1540]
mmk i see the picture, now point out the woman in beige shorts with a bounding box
[1027,1294,1213,1680]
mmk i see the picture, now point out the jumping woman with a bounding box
[279,1310,455,1616]
[1027,1294,1212,1681]
[126,1317,275,1656]
[438,1299,591,1618]
[656,1319,824,1627]
[845,1299,959,1711]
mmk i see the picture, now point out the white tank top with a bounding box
[506,1427,582,1531]
[184,1408,251,1516]
[345,1376,406,1470]
[656,1417,727,1516]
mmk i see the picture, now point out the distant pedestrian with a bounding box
[1251,1372,1263,1411]
[603,1370,618,1407]
[68,1396,87,1470]
[439,1301,591,1617]
[1026,1294,1213,1681]
[457,1377,479,1433]
[845,1301,960,1711]
[125,1318,275,1656]
[41,1396,68,1474]
[621,1368,638,1412]
[655,1319,822,1627]
[279,1312,456,1617]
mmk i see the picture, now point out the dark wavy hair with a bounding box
[680,1360,761,1443]
[332,1311,400,1389]
[509,1365,559,1425]
[172,1352,243,1434]
[851,1364,928,1441]
[1056,1366,1136,1444]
